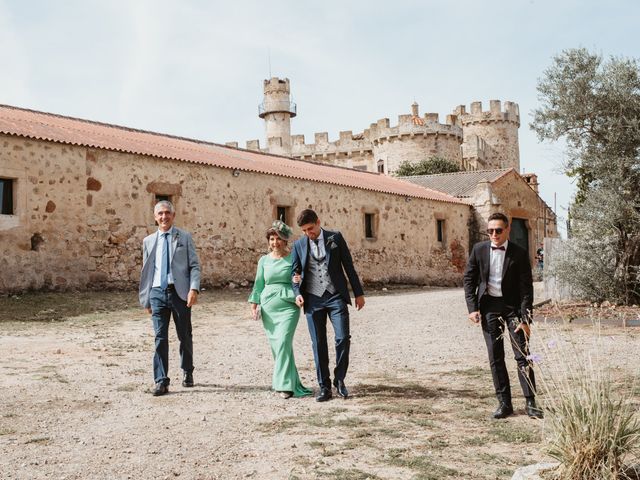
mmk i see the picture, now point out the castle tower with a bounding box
[259,77,297,156]
[370,103,463,175]
[454,100,520,171]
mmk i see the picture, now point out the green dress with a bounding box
[248,254,312,397]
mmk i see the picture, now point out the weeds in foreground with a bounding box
[530,323,640,480]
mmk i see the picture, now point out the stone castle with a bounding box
[226,77,522,176]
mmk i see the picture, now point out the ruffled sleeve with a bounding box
[248,256,265,304]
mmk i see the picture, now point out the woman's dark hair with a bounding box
[296,209,318,227]
[488,212,509,226]
[265,228,287,242]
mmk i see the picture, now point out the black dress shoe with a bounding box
[153,383,168,396]
[333,379,349,398]
[492,402,514,419]
[182,371,194,387]
[525,398,543,419]
[316,387,332,402]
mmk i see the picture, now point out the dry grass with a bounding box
[532,324,640,479]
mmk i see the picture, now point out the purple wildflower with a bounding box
[526,353,543,364]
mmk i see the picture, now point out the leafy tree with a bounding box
[394,156,460,177]
[531,48,640,304]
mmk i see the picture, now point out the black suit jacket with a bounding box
[291,229,364,310]
[463,241,533,321]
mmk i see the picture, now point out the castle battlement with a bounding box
[454,100,520,126]
[263,77,291,95]
[368,111,463,144]
[289,130,372,159]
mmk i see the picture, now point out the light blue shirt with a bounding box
[152,227,174,287]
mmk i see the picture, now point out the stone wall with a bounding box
[0,134,471,293]
[373,131,463,175]
[289,112,464,175]
[290,132,375,171]
[0,137,90,291]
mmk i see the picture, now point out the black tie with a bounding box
[491,245,505,251]
[312,239,325,261]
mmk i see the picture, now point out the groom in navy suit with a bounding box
[292,209,365,402]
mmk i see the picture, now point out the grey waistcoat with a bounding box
[306,249,336,297]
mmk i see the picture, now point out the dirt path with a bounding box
[1,287,638,479]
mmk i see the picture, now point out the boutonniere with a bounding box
[327,235,338,250]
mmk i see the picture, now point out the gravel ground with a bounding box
[1,285,638,480]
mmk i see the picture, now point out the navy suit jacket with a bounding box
[291,229,364,311]
[463,241,533,321]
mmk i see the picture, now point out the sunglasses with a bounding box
[486,228,504,235]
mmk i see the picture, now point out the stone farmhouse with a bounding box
[0,78,558,293]
[0,105,471,293]
[403,169,557,252]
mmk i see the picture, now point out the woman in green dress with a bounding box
[249,221,312,399]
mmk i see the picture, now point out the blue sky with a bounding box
[1,0,639,236]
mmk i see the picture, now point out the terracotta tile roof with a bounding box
[0,104,467,205]
[400,169,514,198]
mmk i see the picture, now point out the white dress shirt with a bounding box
[310,229,327,260]
[152,227,175,287]
[487,240,508,297]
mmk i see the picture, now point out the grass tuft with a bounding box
[532,325,640,479]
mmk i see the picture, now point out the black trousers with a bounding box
[481,296,536,404]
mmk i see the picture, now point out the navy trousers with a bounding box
[481,296,536,404]
[150,286,194,386]
[305,291,351,389]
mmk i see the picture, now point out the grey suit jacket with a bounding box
[139,227,201,308]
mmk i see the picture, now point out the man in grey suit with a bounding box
[139,200,201,396]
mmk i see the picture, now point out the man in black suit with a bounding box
[292,209,365,402]
[463,212,542,419]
